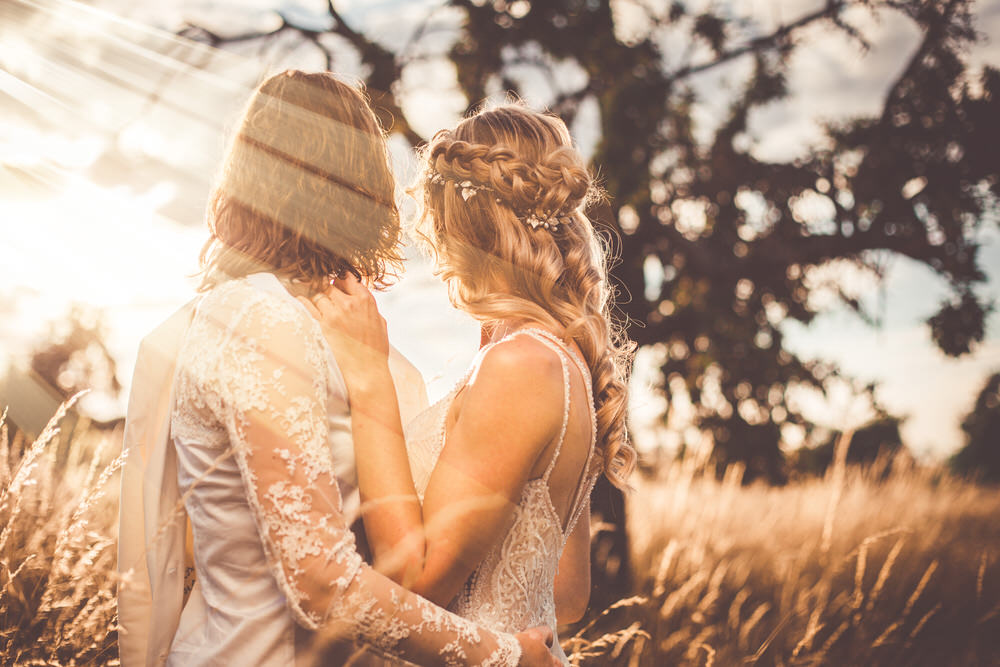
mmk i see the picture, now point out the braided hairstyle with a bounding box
[413,105,636,489]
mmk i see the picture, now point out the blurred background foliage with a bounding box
[950,371,1000,482]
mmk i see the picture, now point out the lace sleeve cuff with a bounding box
[481,632,522,667]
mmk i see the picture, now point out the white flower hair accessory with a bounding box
[525,213,564,231]
[427,169,570,231]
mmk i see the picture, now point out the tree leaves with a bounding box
[929,291,989,357]
[693,12,727,56]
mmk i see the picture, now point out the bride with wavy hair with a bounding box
[303,104,636,664]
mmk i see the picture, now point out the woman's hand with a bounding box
[297,273,390,399]
[515,626,561,667]
[299,274,422,586]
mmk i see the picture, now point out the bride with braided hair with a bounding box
[301,104,636,664]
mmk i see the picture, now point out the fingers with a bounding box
[332,271,372,298]
[526,626,554,648]
[296,275,385,354]
[515,627,562,667]
[312,292,340,321]
[297,292,342,325]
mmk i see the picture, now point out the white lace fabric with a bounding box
[170,274,520,667]
[405,329,601,666]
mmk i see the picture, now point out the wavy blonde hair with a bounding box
[199,70,403,293]
[413,105,636,489]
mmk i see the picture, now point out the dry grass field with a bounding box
[566,449,1000,666]
[0,401,121,665]
[2,405,999,666]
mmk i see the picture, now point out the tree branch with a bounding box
[553,1,848,124]
[178,3,425,146]
[177,19,290,47]
[663,1,846,84]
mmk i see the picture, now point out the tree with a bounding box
[178,0,999,603]
[950,372,1000,483]
[28,305,121,404]
[0,305,121,459]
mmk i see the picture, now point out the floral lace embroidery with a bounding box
[405,328,601,665]
[172,277,520,667]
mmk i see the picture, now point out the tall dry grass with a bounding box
[565,446,1000,666]
[3,401,999,666]
[0,398,122,665]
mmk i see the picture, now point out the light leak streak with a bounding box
[0,0,267,426]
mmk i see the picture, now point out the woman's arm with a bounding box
[302,279,565,607]
[407,338,565,604]
[206,292,557,667]
[345,366,428,585]
[300,279,428,586]
[554,501,591,625]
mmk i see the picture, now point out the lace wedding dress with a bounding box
[404,329,601,666]
[167,273,521,667]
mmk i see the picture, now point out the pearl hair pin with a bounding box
[427,170,570,232]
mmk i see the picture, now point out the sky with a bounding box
[1,0,998,459]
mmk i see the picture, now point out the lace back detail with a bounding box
[403,327,600,664]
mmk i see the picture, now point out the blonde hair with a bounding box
[413,105,636,489]
[199,70,403,293]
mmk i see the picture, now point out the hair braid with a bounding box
[414,105,636,489]
[428,138,591,220]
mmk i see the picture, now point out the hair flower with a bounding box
[525,213,560,231]
[425,167,568,232]
[458,180,479,201]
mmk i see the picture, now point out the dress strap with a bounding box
[498,328,572,484]
[517,329,600,542]
[495,327,600,538]
[562,468,599,541]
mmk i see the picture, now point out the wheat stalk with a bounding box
[976,550,987,603]
[866,537,905,612]
[901,560,938,619]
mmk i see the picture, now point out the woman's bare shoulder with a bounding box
[462,332,566,437]
[478,333,563,382]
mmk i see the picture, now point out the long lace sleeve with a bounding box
[195,287,521,666]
